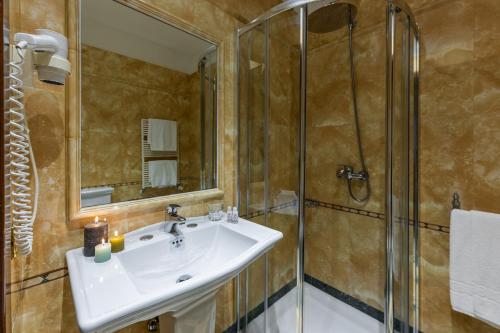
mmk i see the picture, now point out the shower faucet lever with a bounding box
[336,165,353,178]
[336,165,368,181]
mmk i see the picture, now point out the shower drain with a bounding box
[176,274,192,283]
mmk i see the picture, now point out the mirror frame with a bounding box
[67,0,225,223]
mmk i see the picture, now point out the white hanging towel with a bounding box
[148,119,177,151]
[273,190,298,215]
[148,160,177,188]
[450,209,500,328]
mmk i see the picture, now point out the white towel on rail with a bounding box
[450,209,500,328]
[148,160,177,188]
[148,119,177,151]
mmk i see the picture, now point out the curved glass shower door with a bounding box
[236,1,419,333]
[237,7,301,333]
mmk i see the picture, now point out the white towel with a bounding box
[148,160,177,188]
[273,190,298,215]
[148,119,177,152]
[450,209,500,328]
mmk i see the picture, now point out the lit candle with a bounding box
[94,239,111,263]
[109,230,125,253]
[83,216,108,257]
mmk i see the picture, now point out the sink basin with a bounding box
[66,216,283,333]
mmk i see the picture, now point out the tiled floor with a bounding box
[247,283,384,333]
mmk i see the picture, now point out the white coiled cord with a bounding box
[8,41,39,256]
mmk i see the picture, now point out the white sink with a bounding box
[66,216,283,333]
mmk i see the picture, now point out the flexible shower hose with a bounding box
[347,18,371,203]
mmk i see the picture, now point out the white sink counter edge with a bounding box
[66,217,283,333]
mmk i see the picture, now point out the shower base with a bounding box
[247,283,384,333]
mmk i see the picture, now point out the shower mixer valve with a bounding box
[336,165,369,182]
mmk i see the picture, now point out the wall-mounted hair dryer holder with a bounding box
[13,29,71,85]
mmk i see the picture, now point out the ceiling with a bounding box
[81,0,215,74]
[204,0,282,23]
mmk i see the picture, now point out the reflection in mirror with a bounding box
[80,0,217,208]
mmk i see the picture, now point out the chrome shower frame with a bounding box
[236,0,420,332]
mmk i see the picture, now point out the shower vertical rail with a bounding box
[386,1,420,332]
[263,19,270,333]
[296,5,307,333]
[244,29,254,333]
[400,13,411,333]
[412,32,420,333]
[385,3,396,333]
[235,28,241,333]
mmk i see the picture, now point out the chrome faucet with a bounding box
[336,165,369,181]
[165,204,186,247]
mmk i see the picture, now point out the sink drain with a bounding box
[176,274,192,283]
[140,235,153,241]
[187,223,198,228]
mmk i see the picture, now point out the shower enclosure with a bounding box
[236,0,419,332]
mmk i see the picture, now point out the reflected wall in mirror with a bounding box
[80,0,218,208]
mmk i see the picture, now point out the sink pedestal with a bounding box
[159,291,217,333]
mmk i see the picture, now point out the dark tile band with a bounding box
[7,267,68,294]
[224,275,420,333]
[223,279,297,333]
[243,200,298,219]
[305,274,421,333]
[83,181,141,188]
[306,198,450,234]
[242,198,450,233]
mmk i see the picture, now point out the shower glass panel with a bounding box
[390,9,411,333]
[237,23,268,333]
[236,1,419,333]
[389,5,420,333]
[237,8,301,332]
[305,0,387,331]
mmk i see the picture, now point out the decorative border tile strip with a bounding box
[306,198,450,234]
[305,274,421,333]
[223,279,297,333]
[7,267,68,294]
[224,275,421,333]
[83,181,141,189]
[304,274,384,323]
[241,200,298,220]
[84,177,200,190]
[306,199,384,219]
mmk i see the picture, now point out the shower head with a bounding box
[308,2,358,34]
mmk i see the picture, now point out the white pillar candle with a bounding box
[94,239,111,263]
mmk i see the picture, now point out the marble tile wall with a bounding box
[7,0,249,332]
[81,44,202,203]
[7,0,500,332]
[305,1,500,333]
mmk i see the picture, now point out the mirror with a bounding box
[79,0,218,208]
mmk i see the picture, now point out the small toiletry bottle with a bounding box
[232,207,238,223]
[227,207,232,222]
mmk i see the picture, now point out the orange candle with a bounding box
[110,230,125,253]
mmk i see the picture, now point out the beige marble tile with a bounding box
[11,0,500,333]
[10,0,240,331]
[80,45,202,202]
[19,0,66,34]
[305,208,353,296]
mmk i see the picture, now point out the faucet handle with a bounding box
[167,204,181,215]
